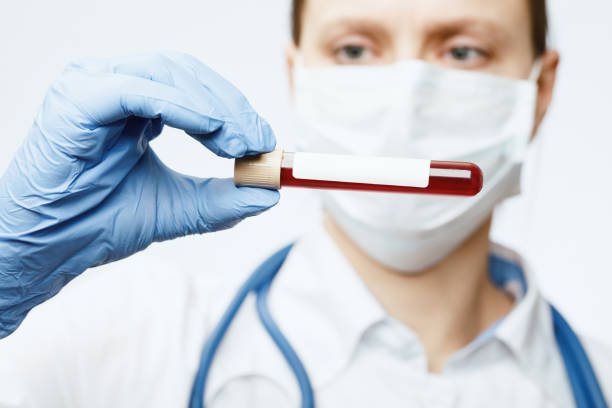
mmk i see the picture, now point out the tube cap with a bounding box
[234,149,283,189]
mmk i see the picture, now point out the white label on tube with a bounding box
[292,153,431,188]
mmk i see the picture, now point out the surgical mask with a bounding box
[292,58,540,272]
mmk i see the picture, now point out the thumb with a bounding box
[153,173,280,242]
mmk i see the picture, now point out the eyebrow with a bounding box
[421,17,512,45]
[315,15,512,47]
[315,16,393,45]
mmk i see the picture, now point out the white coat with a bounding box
[0,224,610,407]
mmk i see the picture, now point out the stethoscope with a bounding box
[189,244,608,408]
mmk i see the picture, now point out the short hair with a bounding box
[291,0,548,57]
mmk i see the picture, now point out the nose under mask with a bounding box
[292,58,539,273]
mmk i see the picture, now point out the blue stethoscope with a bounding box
[189,244,608,408]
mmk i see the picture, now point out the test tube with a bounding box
[234,150,483,196]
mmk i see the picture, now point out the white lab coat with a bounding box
[0,224,610,407]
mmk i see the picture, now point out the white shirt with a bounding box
[0,224,610,407]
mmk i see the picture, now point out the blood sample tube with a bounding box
[234,150,483,196]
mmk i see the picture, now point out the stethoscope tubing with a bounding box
[552,305,608,408]
[188,244,307,408]
[190,245,608,408]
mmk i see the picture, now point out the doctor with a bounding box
[0,0,610,406]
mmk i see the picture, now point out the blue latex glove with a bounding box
[0,52,280,338]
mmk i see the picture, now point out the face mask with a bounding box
[292,58,540,273]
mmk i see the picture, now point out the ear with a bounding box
[285,42,298,98]
[531,50,560,140]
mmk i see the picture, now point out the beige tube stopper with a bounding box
[234,149,283,189]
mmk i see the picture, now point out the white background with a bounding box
[0,0,611,348]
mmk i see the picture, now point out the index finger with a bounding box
[148,52,277,157]
[64,53,277,158]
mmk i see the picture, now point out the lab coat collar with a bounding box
[488,244,566,403]
[270,228,564,393]
[488,243,545,357]
[205,224,567,403]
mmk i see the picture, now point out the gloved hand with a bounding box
[0,52,279,338]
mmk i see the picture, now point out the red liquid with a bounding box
[280,160,483,196]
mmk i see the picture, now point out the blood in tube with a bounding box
[280,152,482,196]
[234,150,483,197]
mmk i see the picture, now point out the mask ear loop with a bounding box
[529,58,543,82]
[525,56,545,251]
[291,52,307,95]
[293,52,305,70]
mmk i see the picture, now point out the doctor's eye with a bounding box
[444,46,489,68]
[334,45,375,64]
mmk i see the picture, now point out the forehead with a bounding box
[302,0,531,35]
